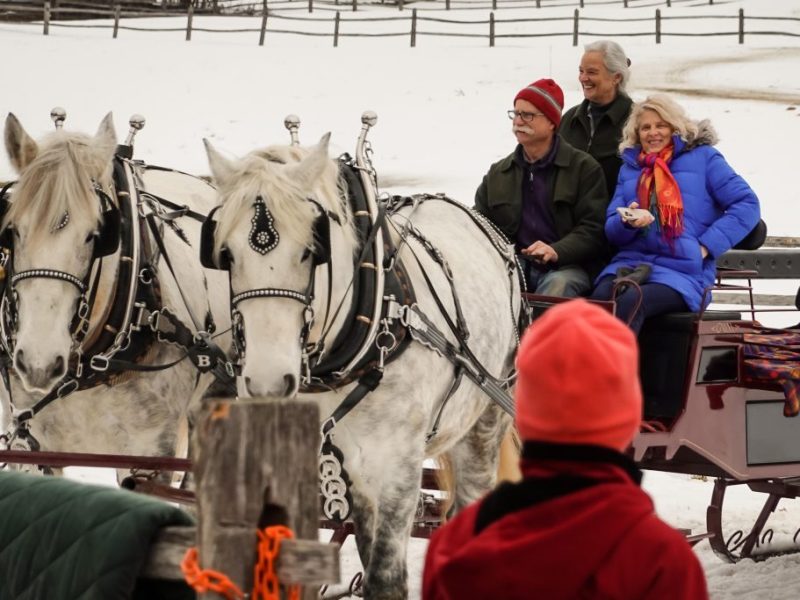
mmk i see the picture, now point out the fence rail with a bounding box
[2,1,800,46]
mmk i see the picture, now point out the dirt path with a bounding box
[634,47,800,104]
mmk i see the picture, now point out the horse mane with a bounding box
[214,144,356,259]
[4,131,112,244]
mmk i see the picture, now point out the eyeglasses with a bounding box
[508,110,545,122]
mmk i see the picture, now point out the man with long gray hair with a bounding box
[560,40,633,199]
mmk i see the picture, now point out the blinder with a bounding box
[200,205,230,270]
[93,201,121,259]
[199,196,336,271]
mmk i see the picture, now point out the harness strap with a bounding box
[143,212,205,333]
[320,368,384,439]
[402,304,515,416]
[136,189,208,223]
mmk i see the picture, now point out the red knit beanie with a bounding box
[514,78,565,127]
[515,299,642,451]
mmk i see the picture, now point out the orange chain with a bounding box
[181,547,245,600]
[253,525,300,600]
[181,526,300,600]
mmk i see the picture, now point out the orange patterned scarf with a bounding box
[636,143,683,242]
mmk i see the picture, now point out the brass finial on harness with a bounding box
[125,114,146,147]
[50,107,66,130]
[284,114,301,146]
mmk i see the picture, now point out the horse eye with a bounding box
[301,248,312,263]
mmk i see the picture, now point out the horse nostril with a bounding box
[49,355,66,380]
[283,374,297,397]
[14,350,28,376]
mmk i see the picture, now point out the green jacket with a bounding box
[559,93,633,199]
[474,136,608,276]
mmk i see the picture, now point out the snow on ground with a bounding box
[2,0,800,596]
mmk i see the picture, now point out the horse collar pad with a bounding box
[250,197,279,255]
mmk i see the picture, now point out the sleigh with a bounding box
[528,241,800,562]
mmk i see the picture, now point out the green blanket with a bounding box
[0,470,194,600]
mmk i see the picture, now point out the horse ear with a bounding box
[94,112,118,160]
[287,132,331,191]
[204,138,236,187]
[4,113,39,173]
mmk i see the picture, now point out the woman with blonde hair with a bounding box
[588,94,760,332]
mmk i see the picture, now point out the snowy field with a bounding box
[2,0,800,597]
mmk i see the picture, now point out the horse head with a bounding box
[203,133,355,398]
[2,113,118,395]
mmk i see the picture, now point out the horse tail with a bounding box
[496,425,522,484]
[434,453,456,523]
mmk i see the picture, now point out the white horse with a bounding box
[0,113,230,476]
[202,133,521,598]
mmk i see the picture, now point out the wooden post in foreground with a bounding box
[193,399,333,599]
[43,1,50,35]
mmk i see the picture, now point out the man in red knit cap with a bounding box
[423,299,708,600]
[475,78,608,297]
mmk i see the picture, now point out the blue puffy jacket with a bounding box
[598,122,760,311]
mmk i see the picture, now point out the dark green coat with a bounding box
[559,93,633,199]
[474,136,608,276]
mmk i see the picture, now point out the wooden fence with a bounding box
[2,1,799,47]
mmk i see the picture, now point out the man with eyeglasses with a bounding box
[475,78,608,298]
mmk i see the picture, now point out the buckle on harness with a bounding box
[149,309,177,343]
[90,355,110,372]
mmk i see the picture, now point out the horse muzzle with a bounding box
[13,348,68,394]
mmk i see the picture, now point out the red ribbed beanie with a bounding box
[515,299,642,451]
[514,79,565,127]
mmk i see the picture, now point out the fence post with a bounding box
[308,0,313,13]
[398,0,403,11]
[492,0,496,10]
[655,8,660,43]
[738,8,744,44]
[489,11,495,47]
[113,3,120,38]
[536,0,541,8]
[43,1,50,35]
[352,0,357,12]
[334,11,340,47]
[580,0,584,8]
[446,0,450,9]
[193,399,326,600]
[410,8,417,47]
[259,3,268,45]
[185,1,193,41]
[666,0,671,6]
[623,0,628,7]
[572,8,578,46]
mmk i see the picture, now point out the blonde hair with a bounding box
[619,94,699,152]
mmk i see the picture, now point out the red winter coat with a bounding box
[423,442,708,600]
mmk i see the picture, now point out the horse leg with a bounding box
[360,454,422,600]
[350,484,377,570]
[447,403,511,515]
